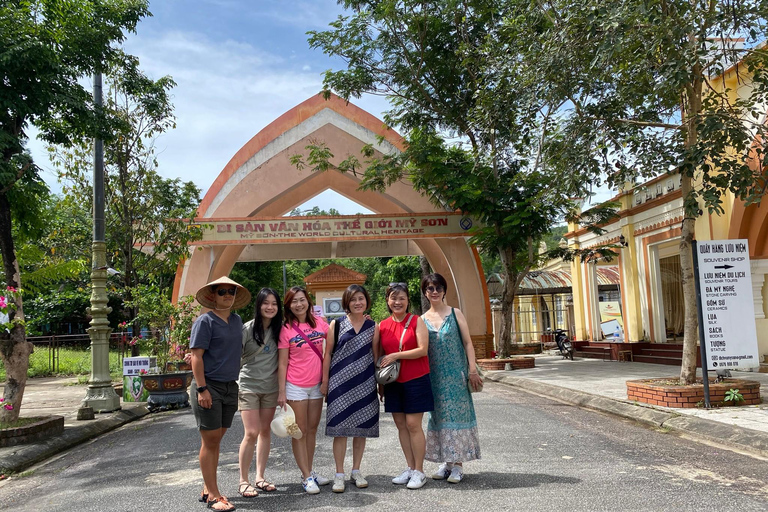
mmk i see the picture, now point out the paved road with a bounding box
[2,382,768,511]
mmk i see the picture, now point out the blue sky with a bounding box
[28,0,612,213]
[29,0,390,213]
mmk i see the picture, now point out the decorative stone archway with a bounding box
[173,94,493,357]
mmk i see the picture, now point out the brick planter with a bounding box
[477,357,535,371]
[507,343,542,355]
[627,378,761,408]
[0,416,64,447]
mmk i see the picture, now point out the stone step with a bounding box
[632,355,683,365]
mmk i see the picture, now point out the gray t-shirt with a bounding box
[190,311,243,382]
[238,319,279,394]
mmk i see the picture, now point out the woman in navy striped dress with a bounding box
[320,284,381,492]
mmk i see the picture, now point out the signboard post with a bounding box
[693,239,760,407]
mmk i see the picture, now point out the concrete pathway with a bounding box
[2,355,768,474]
[505,354,768,433]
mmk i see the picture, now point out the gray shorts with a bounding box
[191,379,238,430]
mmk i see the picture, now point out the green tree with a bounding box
[54,69,202,355]
[0,0,150,421]
[15,194,94,336]
[302,1,599,356]
[520,0,768,383]
[289,206,341,216]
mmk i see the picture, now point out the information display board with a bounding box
[696,239,759,369]
[123,356,154,376]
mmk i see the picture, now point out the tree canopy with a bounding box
[0,0,151,421]
[302,0,605,356]
[515,0,768,382]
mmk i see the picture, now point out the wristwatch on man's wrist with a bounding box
[196,385,208,393]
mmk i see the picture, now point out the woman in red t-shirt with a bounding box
[378,282,433,490]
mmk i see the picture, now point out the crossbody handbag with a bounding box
[375,314,413,385]
[291,323,324,361]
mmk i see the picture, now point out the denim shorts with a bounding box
[384,373,434,414]
[191,379,238,430]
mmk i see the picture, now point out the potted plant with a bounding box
[128,285,200,410]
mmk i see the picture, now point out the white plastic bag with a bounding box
[270,403,302,439]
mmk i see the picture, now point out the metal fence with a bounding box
[0,333,128,378]
[509,305,575,344]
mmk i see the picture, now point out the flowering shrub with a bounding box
[0,287,24,333]
[127,286,200,372]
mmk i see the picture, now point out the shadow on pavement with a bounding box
[224,472,582,510]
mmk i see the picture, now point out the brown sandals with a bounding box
[237,483,259,498]
[253,480,276,492]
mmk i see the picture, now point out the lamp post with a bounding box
[80,71,121,415]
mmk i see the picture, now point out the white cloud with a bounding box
[27,4,393,213]
[252,1,346,30]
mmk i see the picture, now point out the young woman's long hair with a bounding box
[252,287,283,346]
[283,286,317,328]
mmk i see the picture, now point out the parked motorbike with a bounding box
[554,329,574,360]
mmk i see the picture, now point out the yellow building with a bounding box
[561,49,768,363]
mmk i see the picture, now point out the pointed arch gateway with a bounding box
[174,94,493,357]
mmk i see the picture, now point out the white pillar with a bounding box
[750,260,768,319]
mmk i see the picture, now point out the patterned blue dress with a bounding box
[423,309,481,462]
[325,316,379,438]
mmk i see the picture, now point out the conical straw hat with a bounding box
[195,276,251,310]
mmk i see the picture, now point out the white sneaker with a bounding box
[332,474,345,493]
[431,462,453,480]
[392,468,413,485]
[311,471,331,486]
[406,470,427,489]
[351,471,368,488]
[303,476,320,494]
[446,466,463,483]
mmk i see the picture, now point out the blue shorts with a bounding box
[384,373,434,414]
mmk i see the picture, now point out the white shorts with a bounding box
[285,381,323,401]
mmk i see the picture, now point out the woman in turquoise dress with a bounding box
[420,273,482,484]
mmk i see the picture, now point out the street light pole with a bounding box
[81,71,120,414]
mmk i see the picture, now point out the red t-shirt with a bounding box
[379,314,429,383]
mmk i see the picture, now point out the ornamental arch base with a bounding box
[173,94,494,359]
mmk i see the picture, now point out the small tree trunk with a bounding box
[498,246,518,358]
[679,65,703,385]
[419,256,431,313]
[679,176,699,384]
[0,192,32,422]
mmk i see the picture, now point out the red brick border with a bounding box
[626,378,761,408]
[0,416,64,447]
[477,357,535,371]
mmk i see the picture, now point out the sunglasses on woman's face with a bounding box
[217,288,237,296]
[426,285,444,293]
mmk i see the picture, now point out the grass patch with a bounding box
[0,348,123,380]
[0,417,42,430]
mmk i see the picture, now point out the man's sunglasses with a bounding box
[217,288,237,296]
